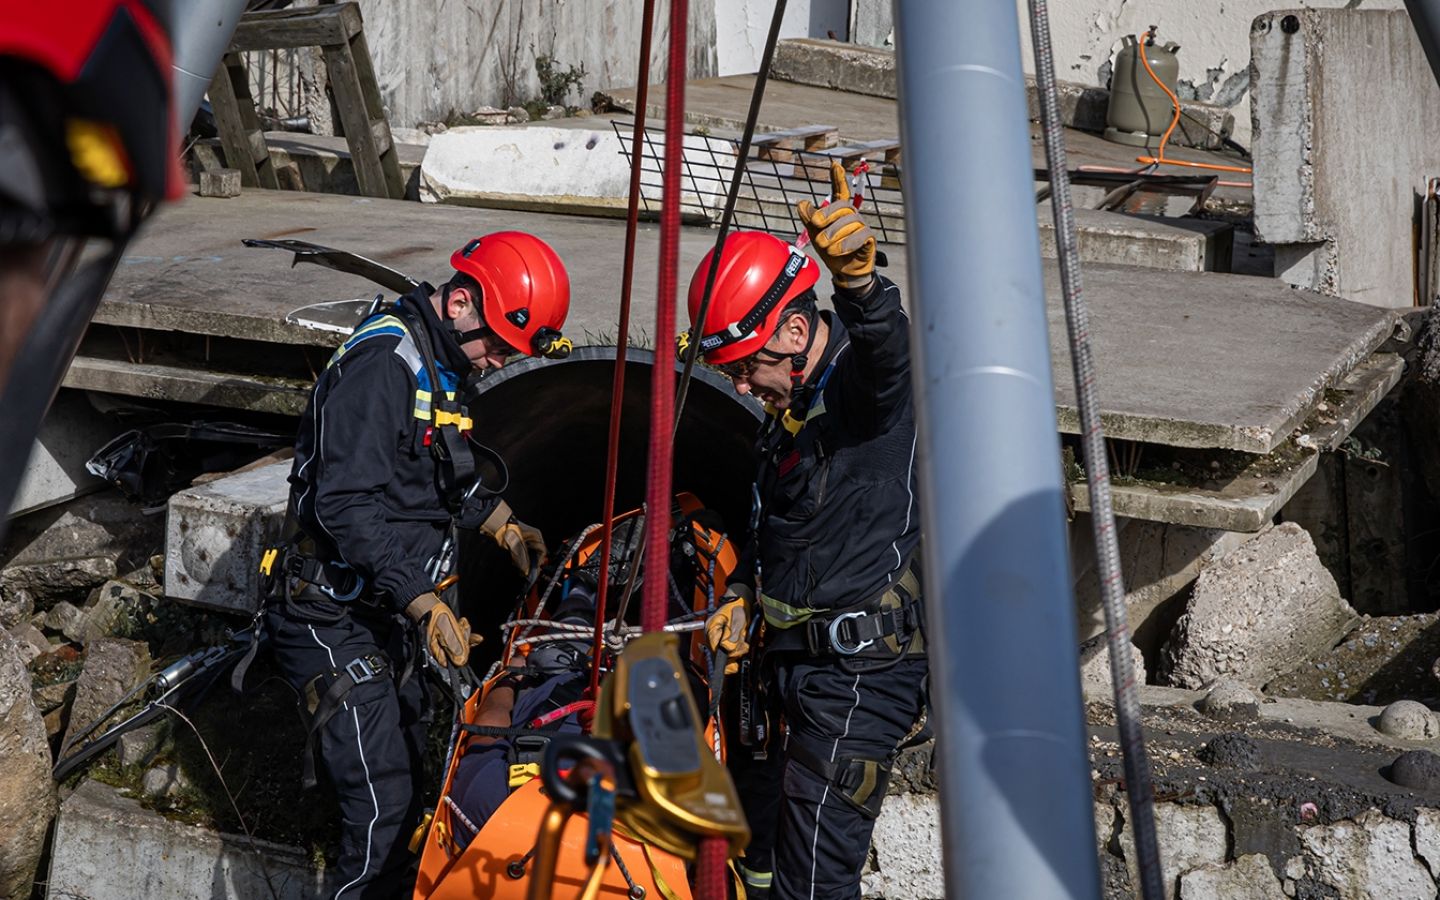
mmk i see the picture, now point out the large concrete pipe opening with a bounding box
[457,347,761,631]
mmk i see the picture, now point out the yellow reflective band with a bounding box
[760,592,814,628]
[259,548,279,576]
[508,762,539,788]
[736,862,772,888]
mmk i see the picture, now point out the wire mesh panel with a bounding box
[613,120,908,245]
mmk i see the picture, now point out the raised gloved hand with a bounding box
[406,591,482,668]
[481,501,548,577]
[705,583,756,676]
[796,160,877,291]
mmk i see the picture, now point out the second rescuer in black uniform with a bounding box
[265,232,571,899]
[683,163,927,899]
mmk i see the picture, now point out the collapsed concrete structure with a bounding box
[9,7,1440,898]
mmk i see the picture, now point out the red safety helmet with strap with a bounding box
[450,231,573,359]
[682,231,820,366]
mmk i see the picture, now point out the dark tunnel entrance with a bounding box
[457,347,763,640]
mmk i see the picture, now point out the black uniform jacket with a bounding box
[288,285,471,611]
[750,274,920,628]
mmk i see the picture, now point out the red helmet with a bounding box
[0,0,182,241]
[685,231,820,365]
[451,232,571,357]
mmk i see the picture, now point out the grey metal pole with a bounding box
[168,0,250,138]
[891,0,1102,897]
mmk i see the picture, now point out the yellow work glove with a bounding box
[705,584,755,675]
[796,161,877,291]
[406,591,482,668]
[481,501,548,577]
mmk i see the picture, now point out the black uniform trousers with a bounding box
[734,654,928,900]
[266,599,426,899]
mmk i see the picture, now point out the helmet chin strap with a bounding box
[440,283,492,345]
[759,308,820,397]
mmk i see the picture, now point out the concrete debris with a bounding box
[46,780,324,900]
[861,792,943,900]
[11,622,48,659]
[198,168,241,199]
[1414,808,1440,880]
[1117,801,1229,900]
[116,722,166,770]
[68,580,150,648]
[1299,810,1434,900]
[3,556,115,617]
[0,629,58,900]
[1377,700,1439,741]
[1161,524,1358,690]
[4,492,163,578]
[1387,750,1440,792]
[31,680,75,715]
[1198,679,1260,723]
[1176,853,1283,900]
[142,763,190,799]
[1079,634,1146,694]
[0,587,32,630]
[44,601,84,640]
[164,460,290,614]
[1197,734,1260,770]
[61,638,151,755]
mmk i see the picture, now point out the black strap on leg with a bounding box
[785,738,894,820]
[301,652,390,791]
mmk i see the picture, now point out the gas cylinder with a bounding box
[1104,33,1181,147]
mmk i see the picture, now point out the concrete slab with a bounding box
[1252,9,1440,307]
[194,131,428,200]
[165,461,290,613]
[89,190,1392,458]
[47,779,323,900]
[769,37,1235,150]
[9,391,119,517]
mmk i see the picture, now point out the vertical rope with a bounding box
[589,0,659,700]
[641,0,689,635]
[1027,1,1164,897]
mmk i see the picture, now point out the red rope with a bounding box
[694,836,729,900]
[589,0,659,702]
[641,0,688,636]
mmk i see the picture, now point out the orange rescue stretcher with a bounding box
[414,493,740,900]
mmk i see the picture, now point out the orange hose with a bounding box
[1132,34,1252,175]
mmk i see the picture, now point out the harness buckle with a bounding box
[345,654,383,685]
[828,610,874,656]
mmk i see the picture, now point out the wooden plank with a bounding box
[749,124,839,147]
[321,41,389,198]
[207,55,266,188]
[347,28,406,198]
[230,5,351,51]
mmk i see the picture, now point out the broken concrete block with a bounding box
[11,622,49,659]
[1178,853,1283,900]
[141,763,189,799]
[861,792,943,900]
[31,680,75,715]
[1198,679,1260,724]
[44,601,83,640]
[1414,808,1440,879]
[1118,802,1228,900]
[10,390,118,518]
[164,461,290,614]
[197,167,241,198]
[116,721,166,769]
[1300,810,1435,900]
[61,638,151,754]
[0,629,57,900]
[1078,634,1146,694]
[4,557,116,619]
[0,587,33,631]
[1378,700,1439,741]
[1161,524,1358,690]
[71,580,149,647]
[46,780,324,899]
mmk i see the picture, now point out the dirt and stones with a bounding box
[1266,612,1440,707]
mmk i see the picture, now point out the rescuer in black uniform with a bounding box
[263,232,571,898]
[684,163,927,900]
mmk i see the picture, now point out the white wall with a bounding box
[849,0,1405,144]
[715,0,853,77]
